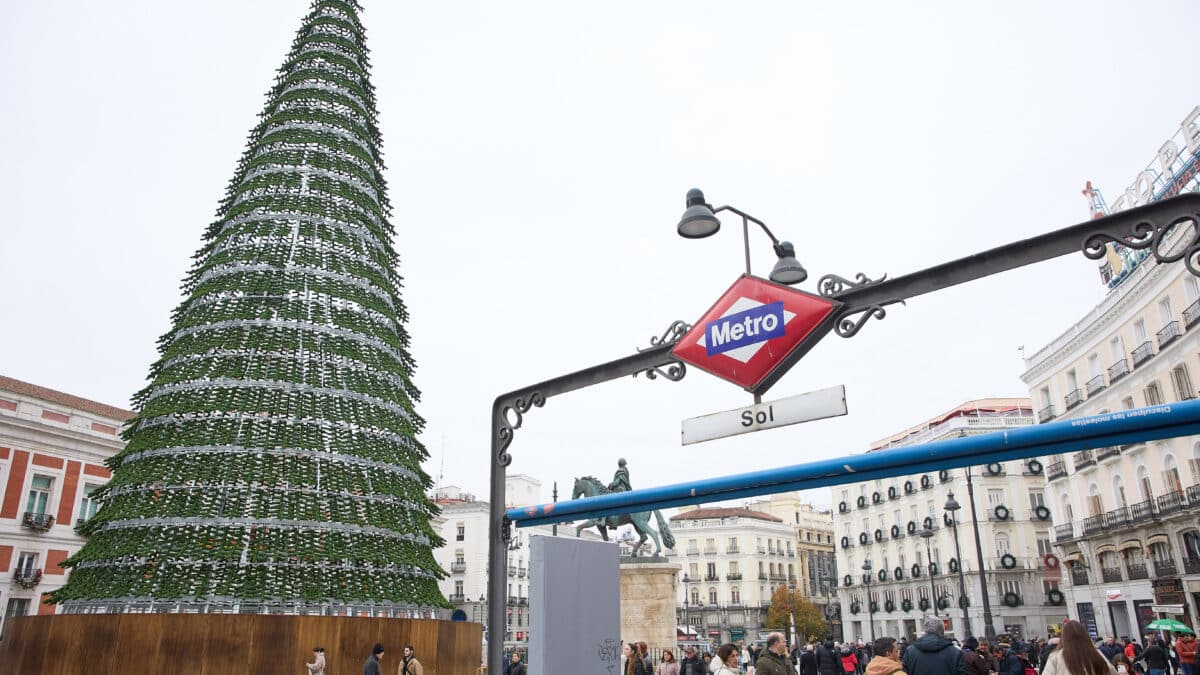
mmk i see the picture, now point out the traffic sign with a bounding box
[672,275,843,394]
[681,385,847,445]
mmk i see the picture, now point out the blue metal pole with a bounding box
[510,401,1200,527]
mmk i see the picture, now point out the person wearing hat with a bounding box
[683,646,705,675]
[364,643,385,675]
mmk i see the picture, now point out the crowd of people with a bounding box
[616,618,1199,675]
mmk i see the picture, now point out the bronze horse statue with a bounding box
[572,476,676,556]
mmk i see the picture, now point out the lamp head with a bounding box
[862,560,872,571]
[945,492,961,512]
[677,188,721,239]
[770,240,808,285]
[920,527,934,540]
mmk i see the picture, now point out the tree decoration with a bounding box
[50,0,447,614]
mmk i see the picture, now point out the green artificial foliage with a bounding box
[50,0,447,614]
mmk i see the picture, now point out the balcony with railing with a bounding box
[1109,358,1131,383]
[1158,321,1183,350]
[1073,450,1095,470]
[1101,567,1123,583]
[1065,389,1084,410]
[1129,500,1156,523]
[705,574,720,582]
[1086,374,1108,396]
[451,562,467,573]
[727,573,742,581]
[1038,405,1056,423]
[687,548,700,556]
[726,546,740,554]
[1047,461,1067,481]
[1105,506,1130,529]
[13,568,42,589]
[1186,299,1200,329]
[1082,514,1106,536]
[704,547,718,555]
[1154,559,1179,576]
[1070,567,1089,586]
[21,512,54,532]
[1189,485,1200,505]
[1157,491,1186,517]
[1126,563,1149,580]
[1096,446,1121,461]
[1185,558,1200,574]
[448,593,466,603]
[1132,341,1155,367]
[1054,523,1075,542]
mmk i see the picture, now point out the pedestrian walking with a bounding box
[306,646,326,675]
[399,645,424,675]
[364,643,385,675]
[716,643,745,675]
[1145,639,1171,675]
[865,637,905,675]
[840,645,859,675]
[1177,634,1197,675]
[816,641,840,675]
[659,649,681,675]
[683,646,706,675]
[507,652,527,675]
[901,616,967,675]
[1040,620,1117,675]
[800,643,818,675]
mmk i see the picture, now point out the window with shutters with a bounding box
[1146,381,1164,406]
[1173,365,1195,401]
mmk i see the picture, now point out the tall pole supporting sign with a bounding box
[486,192,1200,675]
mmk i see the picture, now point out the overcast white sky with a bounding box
[2,1,1198,512]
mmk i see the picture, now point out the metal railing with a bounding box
[1126,563,1149,580]
[704,548,718,555]
[1070,568,1089,586]
[1101,567,1123,583]
[1185,558,1200,574]
[1132,341,1155,367]
[451,562,467,573]
[1047,461,1067,481]
[21,512,54,532]
[1109,358,1130,383]
[727,573,742,581]
[1065,389,1084,410]
[1082,514,1106,536]
[1097,446,1121,461]
[1155,559,1179,576]
[1186,299,1200,328]
[449,593,466,603]
[1054,523,1075,541]
[1038,405,1056,423]
[1157,490,1186,516]
[687,549,700,556]
[1073,450,1095,470]
[12,569,42,588]
[1158,321,1183,349]
[1086,374,1108,396]
[1129,500,1155,523]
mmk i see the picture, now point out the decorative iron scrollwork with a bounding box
[818,272,888,298]
[636,361,687,382]
[495,392,545,465]
[1082,211,1200,276]
[640,320,692,351]
[833,304,894,338]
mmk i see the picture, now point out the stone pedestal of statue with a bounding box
[619,559,681,659]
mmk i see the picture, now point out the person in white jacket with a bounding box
[306,646,326,675]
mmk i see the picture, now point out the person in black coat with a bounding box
[801,644,819,675]
[816,641,841,675]
[1145,639,1171,675]
[902,618,968,675]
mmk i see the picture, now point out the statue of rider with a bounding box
[606,458,631,527]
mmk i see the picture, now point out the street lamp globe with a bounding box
[677,188,721,239]
[770,241,808,285]
[945,492,961,512]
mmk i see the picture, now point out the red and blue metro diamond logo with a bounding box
[672,275,843,394]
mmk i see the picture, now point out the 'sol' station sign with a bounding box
[672,275,843,395]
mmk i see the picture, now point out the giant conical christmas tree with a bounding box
[52,0,447,614]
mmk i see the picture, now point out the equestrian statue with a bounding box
[573,458,676,557]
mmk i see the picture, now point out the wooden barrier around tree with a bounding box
[0,613,482,675]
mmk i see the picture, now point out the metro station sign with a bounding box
[672,275,843,395]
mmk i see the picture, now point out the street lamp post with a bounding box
[920,527,939,617]
[677,189,808,286]
[945,491,973,637]
[862,560,876,642]
[964,466,997,640]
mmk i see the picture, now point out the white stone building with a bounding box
[0,375,130,633]
[668,505,798,644]
[833,399,1065,642]
[1021,227,1200,640]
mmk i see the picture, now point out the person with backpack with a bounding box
[840,644,859,675]
[865,638,905,675]
[1042,621,1117,675]
[1144,639,1171,675]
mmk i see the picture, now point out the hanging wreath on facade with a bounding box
[841,536,851,548]
[839,501,849,513]
[1034,505,1051,521]
[905,480,915,494]
[850,602,861,614]
[902,598,914,611]
[894,566,904,580]
[873,491,883,504]
[869,601,880,613]
[858,496,867,508]
[1000,554,1017,569]
[859,532,869,545]
[875,529,884,542]
[948,558,960,573]
[921,475,932,488]
[891,525,902,538]
[911,564,922,578]
[959,596,970,609]
[918,597,931,611]
[993,505,1010,521]
[1047,589,1065,605]
[929,562,940,575]
[939,469,950,482]
[885,600,896,612]
[1044,554,1060,569]
[923,516,935,530]
[889,486,898,499]
[878,569,887,581]
[1026,459,1044,474]
[907,521,917,534]
[1003,592,1022,607]
[844,574,853,587]
[986,462,1004,475]
[937,596,951,610]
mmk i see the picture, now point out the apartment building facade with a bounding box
[0,375,130,633]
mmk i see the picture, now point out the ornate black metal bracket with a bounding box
[1082,207,1200,275]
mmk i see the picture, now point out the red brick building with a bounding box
[0,375,130,632]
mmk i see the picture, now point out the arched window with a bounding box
[731,587,741,605]
[1087,483,1104,516]
[1113,475,1128,509]
[1138,466,1155,501]
[709,587,718,605]
[1163,455,1184,494]
[995,533,1011,556]
[1099,550,1120,572]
